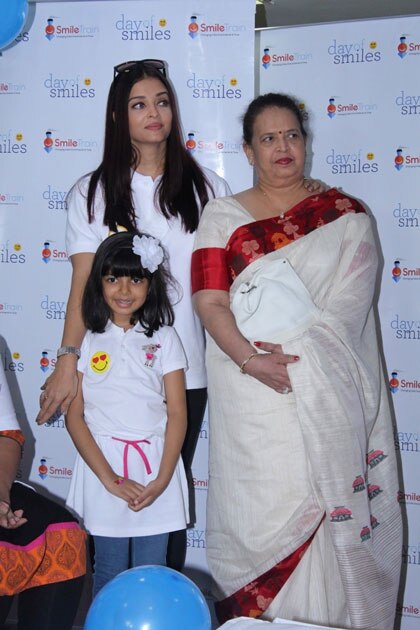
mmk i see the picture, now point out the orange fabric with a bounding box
[0,523,86,596]
[0,430,25,447]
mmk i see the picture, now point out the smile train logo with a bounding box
[397,35,408,59]
[188,15,199,38]
[392,259,402,282]
[395,148,404,171]
[262,47,271,69]
[185,131,196,152]
[38,458,48,479]
[389,371,400,393]
[45,18,55,40]
[41,241,52,263]
[327,98,337,118]
[44,131,54,153]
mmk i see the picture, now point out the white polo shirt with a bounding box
[66,168,231,389]
[66,322,190,537]
[0,364,20,431]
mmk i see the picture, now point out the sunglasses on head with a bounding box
[113,59,167,80]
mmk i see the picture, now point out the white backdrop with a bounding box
[258,16,420,628]
[0,0,255,622]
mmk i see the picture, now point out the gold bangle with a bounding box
[239,352,259,374]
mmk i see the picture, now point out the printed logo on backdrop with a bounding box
[44,16,99,41]
[44,73,95,99]
[1,350,24,373]
[41,241,68,264]
[186,73,241,99]
[42,130,98,153]
[185,130,241,156]
[402,542,420,565]
[0,241,26,264]
[187,13,245,39]
[115,13,170,41]
[0,130,27,154]
[325,148,378,175]
[199,418,208,440]
[187,528,206,549]
[38,456,72,480]
[43,185,68,211]
[193,476,208,491]
[390,314,420,341]
[397,34,420,59]
[0,191,24,207]
[326,96,377,118]
[328,38,381,65]
[0,80,26,96]
[394,147,420,170]
[395,91,420,115]
[396,601,420,620]
[392,201,420,229]
[394,429,420,454]
[40,350,56,373]
[398,489,420,506]
[261,45,312,69]
[40,295,67,321]
[389,370,420,394]
[0,298,23,316]
[391,259,420,282]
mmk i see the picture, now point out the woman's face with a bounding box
[244,106,306,187]
[127,77,173,151]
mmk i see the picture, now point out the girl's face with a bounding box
[127,77,173,151]
[102,274,149,329]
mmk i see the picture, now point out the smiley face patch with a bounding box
[90,351,110,373]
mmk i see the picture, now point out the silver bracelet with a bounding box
[57,345,81,359]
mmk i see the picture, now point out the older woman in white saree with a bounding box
[192,93,402,629]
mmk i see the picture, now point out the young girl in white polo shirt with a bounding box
[65,231,188,596]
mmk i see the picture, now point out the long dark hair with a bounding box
[242,93,308,145]
[87,63,213,233]
[82,232,175,337]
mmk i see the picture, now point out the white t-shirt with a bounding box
[66,168,231,389]
[0,364,19,431]
[66,322,189,536]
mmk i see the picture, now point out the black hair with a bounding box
[82,232,175,337]
[86,62,213,234]
[242,93,308,145]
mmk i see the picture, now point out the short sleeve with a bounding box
[160,327,188,376]
[191,198,232,293]
[77,332,90,375]
[66,177,104,257]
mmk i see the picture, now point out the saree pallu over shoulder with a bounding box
[192,190,402,629]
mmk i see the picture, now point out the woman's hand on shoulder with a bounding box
[37,356,79,424]
[303,178,328,193]
[243,341,299,393]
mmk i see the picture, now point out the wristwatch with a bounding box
[57,346,81,359]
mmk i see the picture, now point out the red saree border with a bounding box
[215,516,325,625]
[191,247,229,294]
[0,430,25,447]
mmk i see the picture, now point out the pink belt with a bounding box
[112,438,152,478]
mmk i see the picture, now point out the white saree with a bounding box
[192,190,402,630]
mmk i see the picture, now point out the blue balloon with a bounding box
[85,565,212,630]
[0,0,28,51]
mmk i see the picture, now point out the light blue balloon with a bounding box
[0,0,28,51]
[85,565,212,630]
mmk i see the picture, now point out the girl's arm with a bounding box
[66,373,145,504]
[37,252,95,424]
[130,368,187,511]
[193,289,298,393]
[0,436,27,528]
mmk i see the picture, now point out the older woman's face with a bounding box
[244,106,306,187]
